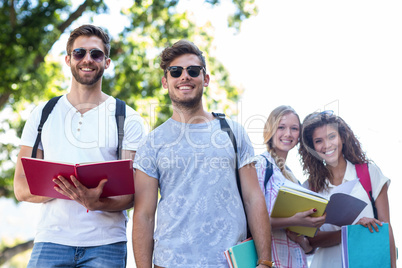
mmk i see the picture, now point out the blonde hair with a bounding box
[263,105,300,183]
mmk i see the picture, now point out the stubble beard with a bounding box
[169,87,204,111]
[71,65,104,86]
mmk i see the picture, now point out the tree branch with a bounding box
[0,92,11,111]
[10,0,16,28]
[33,1,92,67]
[57,1,90,33]
[0,239,34,266]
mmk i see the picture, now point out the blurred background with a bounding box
[1,0,400,267]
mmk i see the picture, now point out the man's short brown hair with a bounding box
[160,40,206,76]
[66,25,111,57]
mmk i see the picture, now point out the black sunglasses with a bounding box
[166,66,205,78]
[71,48,107,62]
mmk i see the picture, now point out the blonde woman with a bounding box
[254,105,326,268]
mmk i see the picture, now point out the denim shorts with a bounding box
[27,241,127,268]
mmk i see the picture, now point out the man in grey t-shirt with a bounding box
[132,40,272,268]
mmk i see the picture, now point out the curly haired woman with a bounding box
[298,111,396,268]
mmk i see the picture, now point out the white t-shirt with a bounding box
[20,95,146,246]
[308,160,390,268]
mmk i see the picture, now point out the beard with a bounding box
[169,87,204,110]
[71,64,104,86]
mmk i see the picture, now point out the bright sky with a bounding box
[1,0,401,266]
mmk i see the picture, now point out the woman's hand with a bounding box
[356,217,382,233]
[286,230,314,254]
[291,208,326,228]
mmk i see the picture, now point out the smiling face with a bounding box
[65,35,111,87]
[312,124,345,166]
[161,53,209,110]
[272,112,300,159]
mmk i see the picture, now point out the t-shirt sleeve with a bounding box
[368,162,390,200]
[233,122,255,168]
[122,106,148,152]
[132,134,159,180]
[20,103,46,149]
[302,179,310,190]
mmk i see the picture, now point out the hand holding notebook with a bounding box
[271,180,367,236]
[21,157,135,200]
[341,223,390,268]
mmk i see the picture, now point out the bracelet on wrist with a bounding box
[257,259,274,267]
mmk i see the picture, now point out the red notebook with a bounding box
[21,157,135,200]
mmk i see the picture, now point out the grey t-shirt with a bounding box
[134,117,255,267]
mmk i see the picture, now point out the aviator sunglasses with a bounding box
[166,65,205,78]
[71,48,107,62]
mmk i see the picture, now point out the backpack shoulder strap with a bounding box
[115,98,126,160]
[212,112,251,236]
[356,163,372,194]
[32,96,62,158]
[260,155,273,189]
[211,112,240,190]
[212,112,238,152]
[355,163,378,219]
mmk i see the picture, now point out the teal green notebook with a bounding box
[341,223,390,268]
[227,239,257,268]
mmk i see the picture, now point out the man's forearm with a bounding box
[308,230,341,248]
[239,164,272,262]
[133,215,155,267]
[93,194,134,211]
[246,196,272,261]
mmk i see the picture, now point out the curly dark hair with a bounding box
[299,111,369,192]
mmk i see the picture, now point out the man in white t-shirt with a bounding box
[13,25,146,267]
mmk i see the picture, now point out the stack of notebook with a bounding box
[341,223,390,267]
[224,238,257,268]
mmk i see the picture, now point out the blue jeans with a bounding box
[27,242,127,268]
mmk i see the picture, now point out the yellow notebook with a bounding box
[271,184,328,237]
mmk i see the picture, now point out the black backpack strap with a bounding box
[212,112,241,197]
[260,155,273,189]
[32,96,126,160]
[212,112,251,237]
[31,96,62,158]
[115,98,126,160]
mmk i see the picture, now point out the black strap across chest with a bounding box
[31,96,126,160]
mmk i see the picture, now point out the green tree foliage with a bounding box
[103,3,247,127]
[1,0,109,200]
[0,0,257,264]
[0,0,108,109]
[103,0,256,126]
